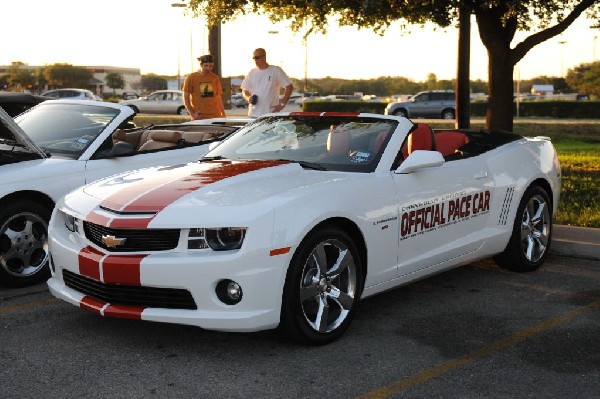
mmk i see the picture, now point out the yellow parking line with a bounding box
[502,281,596,300]
[0,298,60,314]
[543,263,600,280]
[358,300,600,399]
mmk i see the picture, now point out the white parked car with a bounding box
[42,88,97,101]
[0,101,238,287]
[47,112,561,344]
[119,90,187,115]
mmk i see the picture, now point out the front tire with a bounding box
[494,186,552,272]
[279,225,363,345]
[177,106,188,116]
[0,201,51,287]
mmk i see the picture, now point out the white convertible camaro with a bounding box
[46,112,561,344]
[0,101,238,287]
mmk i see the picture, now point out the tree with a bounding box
[7,62,36,91]
[141,74,168,92]
[188,0,600,131]
[565,61,600,96]
[106,72,125,94]
[43,64,92,89]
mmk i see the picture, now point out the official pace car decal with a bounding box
[87,160,289,229]
[400,190,491,240]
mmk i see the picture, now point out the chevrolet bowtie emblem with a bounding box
[101,235,127,248]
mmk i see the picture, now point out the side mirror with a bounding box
[395,150,444,174]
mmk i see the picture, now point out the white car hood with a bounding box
[82,160,348,212]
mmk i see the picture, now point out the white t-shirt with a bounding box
[241,65,291,117]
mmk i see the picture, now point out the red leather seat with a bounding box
[327,125,351,155]
[401,123,435,158]
[435,131,470,156]
[370,131,388,154]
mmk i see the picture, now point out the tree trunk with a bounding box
[455,6,471,129]
[486,47,515,131]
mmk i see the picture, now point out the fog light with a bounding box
[216,279,243,305]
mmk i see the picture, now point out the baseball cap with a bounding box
[198,54,214,63]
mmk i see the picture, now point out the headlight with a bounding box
[187,227,246,251]
[206,227,246,251]
[64,212,79,232]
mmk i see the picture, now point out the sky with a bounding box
[2,0,599,83]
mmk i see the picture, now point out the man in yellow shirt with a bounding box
[183,54,226,120]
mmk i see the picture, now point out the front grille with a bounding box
[83,222,180,252]
[63,270,197,310]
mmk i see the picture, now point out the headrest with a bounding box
[148,130,183,143]
[327,125,351,155]
[112,128,127,141]
[408,124,435,153]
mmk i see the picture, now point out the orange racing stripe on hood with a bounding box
[90,160,288,229]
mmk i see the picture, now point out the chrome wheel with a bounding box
[0,212,49,278]
[280,226,363,344]
[299,238,358,333]
[494,186,552,272]
[519,194,551,263]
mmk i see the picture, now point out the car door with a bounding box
[392,153,494,276]
[82,144,210,185]
[409,92,432,118]
[167,92,182,114]
[142,93,164,113]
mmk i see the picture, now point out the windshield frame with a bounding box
[205,115,398,173]
[15,102,121,159]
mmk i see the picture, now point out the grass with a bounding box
[134,115,600,228]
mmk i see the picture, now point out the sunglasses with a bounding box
[252,55,264,60]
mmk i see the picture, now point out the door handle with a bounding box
[475,171,488,179]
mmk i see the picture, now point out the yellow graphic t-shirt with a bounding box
[183,71,224,118]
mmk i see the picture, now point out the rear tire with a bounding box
[393,109,408,118]
[494,186,552,272]
[177,106,188,116]
[441,109,455,119]
[0,200,51,287]
[279,225,363,345]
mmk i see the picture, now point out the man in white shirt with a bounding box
[241,48,293,117]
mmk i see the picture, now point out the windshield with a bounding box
[15,103,120,158]
[206,115,397,172]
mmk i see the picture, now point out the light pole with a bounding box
[558,40,567,76]
[592,24,600,62]
[171,2,186,90]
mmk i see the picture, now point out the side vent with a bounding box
[498,186,515,225]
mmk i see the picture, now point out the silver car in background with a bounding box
[119,90,187,115]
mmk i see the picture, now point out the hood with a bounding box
[83,159,349,214]
[0,106,47,158]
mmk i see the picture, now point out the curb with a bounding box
[551,225,600,260]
